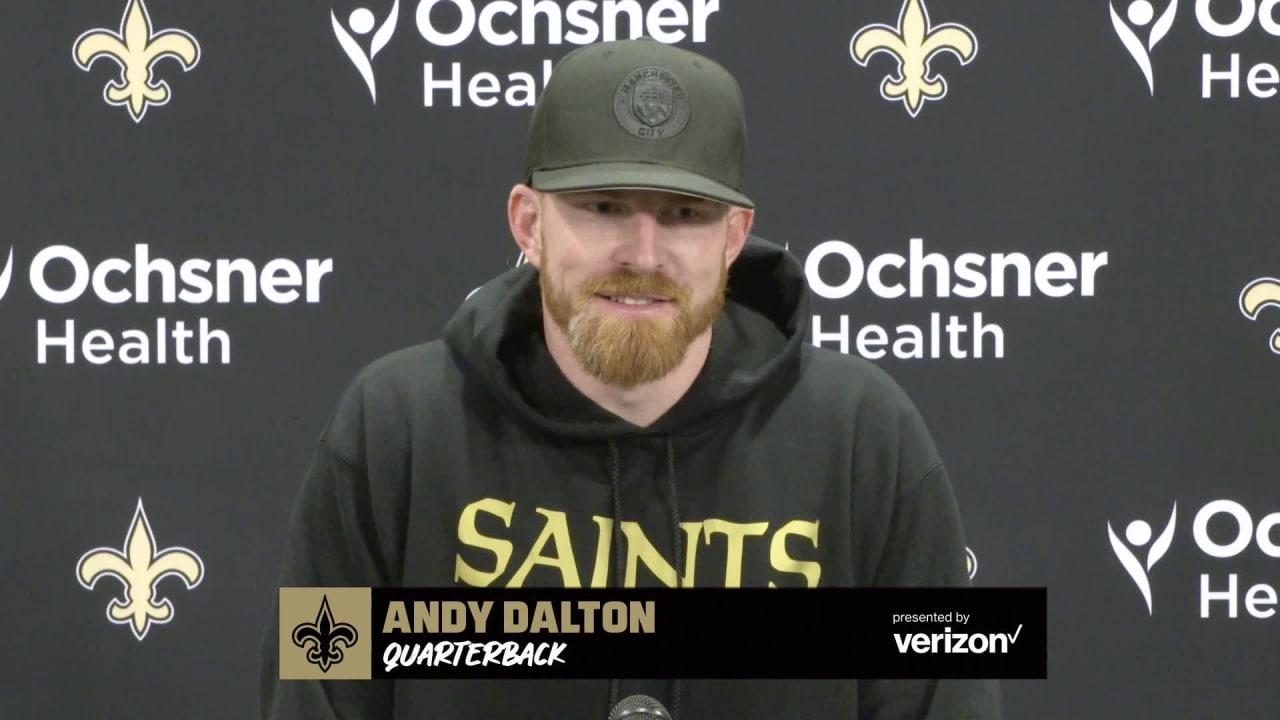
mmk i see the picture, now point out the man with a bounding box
[260,38,1000,719]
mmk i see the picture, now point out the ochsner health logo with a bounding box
[1110,0,1178,94]
[1108,504,1177,614]
[1113,0,1280,100]
[331,0,726,108]
[332,0,400,103]
[1109,499,1280,620]
[3,244,334,367]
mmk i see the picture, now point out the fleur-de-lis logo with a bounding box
[72,0,201,122]
[1240,277,1280,354]
[292,596,359,672]
[76,498,205,640]
[850,0,978,117]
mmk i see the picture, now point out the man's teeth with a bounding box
[608,296,658,306]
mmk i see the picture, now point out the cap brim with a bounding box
[531,162,754,208]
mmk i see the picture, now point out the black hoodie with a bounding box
[260,235,1002,719]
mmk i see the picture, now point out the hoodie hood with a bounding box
[443,234,810,438]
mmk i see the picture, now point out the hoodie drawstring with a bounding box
[606,437,684,720]
[664,435,684,720]
[608,440,624,714]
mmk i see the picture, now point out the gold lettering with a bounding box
[530,601,557,633]
[768,519,822,587]
[703,519,769,587]
[590,516,613,588]
[457,498,819,591]
[677,521,701,586]
[504,600,528,632]
[508,508,581,588]
[578,600,599,632]
[454,498,516,587]
[469,600,493,634]
[603,601,627,632]
[559,601,580,633]
[382,600,410,633]
[630,601,655,633]
[622,521,674,587]
[622,521,701,587]
[413,600,436,632]
[443,601,467,632]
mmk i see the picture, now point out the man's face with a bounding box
[534,188,747,389]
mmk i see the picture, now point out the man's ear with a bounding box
[508,184,543,268]
[724,206,754,266]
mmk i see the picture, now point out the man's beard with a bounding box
[540,250,728,389]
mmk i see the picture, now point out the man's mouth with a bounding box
[598,294,669,306]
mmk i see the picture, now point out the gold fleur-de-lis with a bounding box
[850,0,977,117]
[76,498,204,640]
[1240,278,1280,354]
[72,0,201,122]
[292,596,360,672]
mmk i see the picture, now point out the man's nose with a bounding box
[614,212,663,271]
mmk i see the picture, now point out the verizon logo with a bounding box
[893,625,1023,654]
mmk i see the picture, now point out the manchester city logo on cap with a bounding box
[613,66,691,141]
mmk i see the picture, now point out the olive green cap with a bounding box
[524,39,753,208]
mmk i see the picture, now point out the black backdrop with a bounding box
[4,0,1279,717]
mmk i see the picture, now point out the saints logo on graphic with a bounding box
[292,595,360,672]
[72,0,200,122]
[614,67,691,140]
[1240,277,1280,354]
[76,498,205,640]
[850,0,978,117]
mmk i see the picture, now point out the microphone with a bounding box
[608,694,672,720]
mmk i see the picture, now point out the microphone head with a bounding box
[608,694,672,720]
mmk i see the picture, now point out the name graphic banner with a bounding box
[278,587,1046,680]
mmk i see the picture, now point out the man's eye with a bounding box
[667,206,702,222]
[590,201,621,214]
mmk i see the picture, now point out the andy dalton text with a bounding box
[381,599,654,670]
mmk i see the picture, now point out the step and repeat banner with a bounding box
[3,0,1278,717]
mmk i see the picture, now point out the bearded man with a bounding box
[260,38,1001,720]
